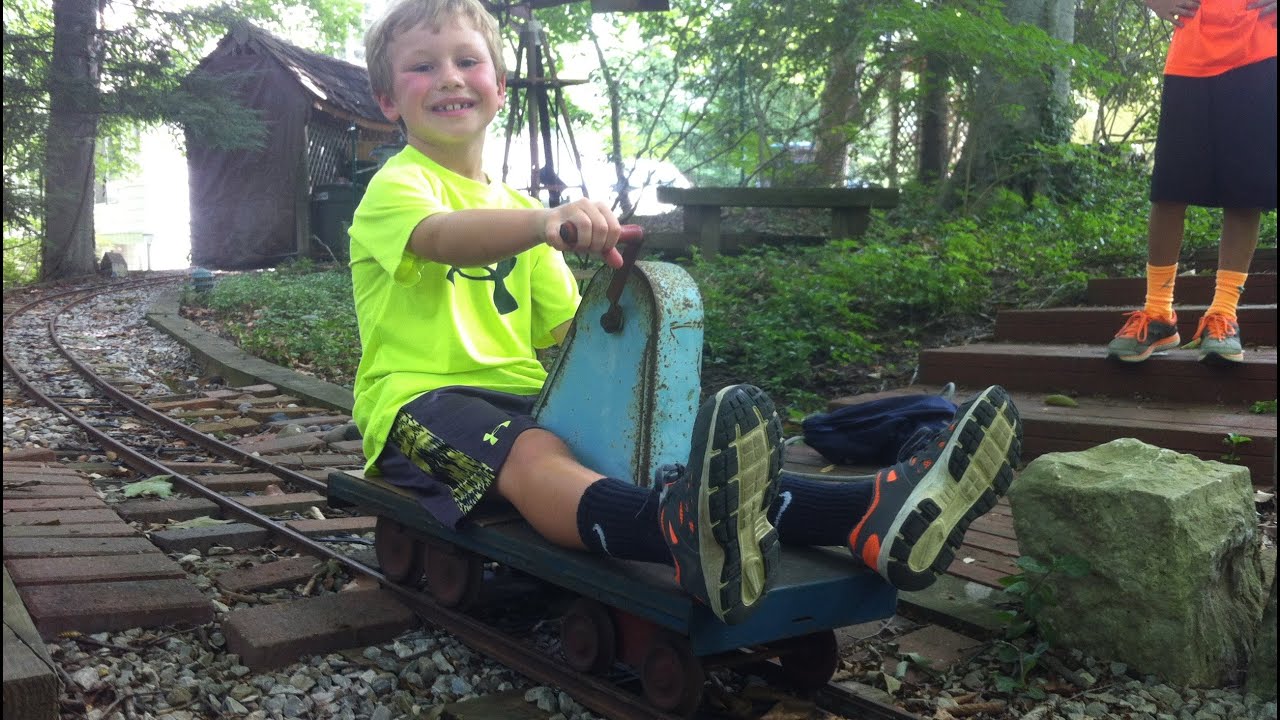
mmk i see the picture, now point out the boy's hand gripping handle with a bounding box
[559,223,645,333]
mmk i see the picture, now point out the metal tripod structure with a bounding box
[488,0,668,206]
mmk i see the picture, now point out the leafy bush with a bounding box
[189,265,359,384]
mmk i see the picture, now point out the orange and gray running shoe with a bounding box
[1183,312,1244,364]
[847,385,1022,591]
[1106,310,1181,363]
[657,384,782,625]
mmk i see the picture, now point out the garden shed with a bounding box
[186,24,400,269]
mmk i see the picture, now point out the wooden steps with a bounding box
[918,343,1276,406]
[1086,273,1277,306]
[837,255,1278,489]
[823,251,1278,587]
[995,304,1277,345]
[828,386,1276,490]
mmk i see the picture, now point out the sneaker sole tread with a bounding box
[881,386,1021,591]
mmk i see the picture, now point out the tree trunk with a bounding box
[811,48,864,186]
[917,53,950,185]
[43,0,101,281]
[811,2,869,186]
[944,0,1075,206]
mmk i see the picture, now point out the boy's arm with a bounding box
[409,198,624,269]
[550,320,572,345]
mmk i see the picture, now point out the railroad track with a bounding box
[3,274,922,720]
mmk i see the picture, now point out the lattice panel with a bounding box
[306,120,351,191]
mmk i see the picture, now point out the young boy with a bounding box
[1107,0,1276,364]
[350,0,1024,625]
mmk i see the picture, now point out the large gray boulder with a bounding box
[1248,576,1277,700]
[1008,438,1266,687]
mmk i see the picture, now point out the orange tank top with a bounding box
[1165,0,1278,78]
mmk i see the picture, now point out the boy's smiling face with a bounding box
[377,19,506,174]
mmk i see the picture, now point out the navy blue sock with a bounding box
[768,472,875,546]
[576,478,672,564]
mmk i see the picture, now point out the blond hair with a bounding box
[365,0,506,100]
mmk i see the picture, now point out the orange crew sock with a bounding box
[1207,269,1248,319]
[1142,263,1178,321]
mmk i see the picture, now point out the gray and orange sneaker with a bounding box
[657,384,782,625]
[1183,312,1244,364]
[847,385,1022,591]
[1106,310,1181,362]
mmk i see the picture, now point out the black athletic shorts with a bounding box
[1150,56,1277,210]
[376,386,541,528]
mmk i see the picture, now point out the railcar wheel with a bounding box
[560,598,617,674]
[640,630,704,717]
[778,629,839,692]
[374,517,423,585]
[423,542,483,609]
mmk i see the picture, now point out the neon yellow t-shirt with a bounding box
[348,147,580,473]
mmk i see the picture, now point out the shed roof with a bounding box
[201,23,396,132]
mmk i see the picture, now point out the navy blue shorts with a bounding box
[376,386,541,528]
[1150,57,1277,210]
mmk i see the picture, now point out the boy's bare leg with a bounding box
[1148,201,1188,265]
[494,428,596,550]
[1219,207,1261,272]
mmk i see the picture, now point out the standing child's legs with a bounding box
[1107,201,1187,362]
[1182,55,1276,363]
[1181,207,1260,364]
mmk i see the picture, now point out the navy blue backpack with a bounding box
[802,393,958,467]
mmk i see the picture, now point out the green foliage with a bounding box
[1250,400,1277,415]
[1222,432,1253,463]
[1074,0,1172,144]
[189,265,360,384]
[993,554,1091,698]
[122,476,174,498]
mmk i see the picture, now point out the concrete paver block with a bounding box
[150,397,225,412]
[890,624,982,674]
[2,484,99,499]
[18,579,213,639]
[236,433,327,455]
[237,493,327,516]
[150,523,270,554]
[6,554,187,586]
[192,417,261,435]
[4,522,138,538]
[3,537,160,560]
[216,556,324,593]
[2,509,123,526]
[3,471,91,485]
[195,473,280,492]
[2,461,77,471]
[2,497,107,512]
[115,497,222,524]
[223,589,416,669]
[2,447,58,462]
[231,383,279,397]
[285,517,377,537]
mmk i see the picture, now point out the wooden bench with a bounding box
[655,186,900,256]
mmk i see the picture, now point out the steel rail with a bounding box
[46,285,330,495]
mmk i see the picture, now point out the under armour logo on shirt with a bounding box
[447,257,518,314]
